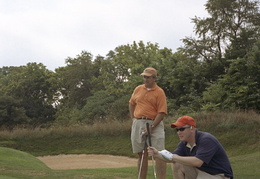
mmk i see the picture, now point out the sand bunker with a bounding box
[37,154,140,170]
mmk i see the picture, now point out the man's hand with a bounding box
[140,127,153,137]
[148,146,159,157]
[148,147,174,163]
[159,150,173,161]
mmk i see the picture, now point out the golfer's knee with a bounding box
[172,162,181,171]
[172,162,184,174]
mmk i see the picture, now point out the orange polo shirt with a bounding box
[129,84,167,119]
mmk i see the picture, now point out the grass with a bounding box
[0,147,51,179]
[0,146,174,179]
[231,152,260,178]
[0,111,259,178]
[0,147,259,179]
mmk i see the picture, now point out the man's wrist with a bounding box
[172,154,177,162]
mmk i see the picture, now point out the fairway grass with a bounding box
[0,147,259,179]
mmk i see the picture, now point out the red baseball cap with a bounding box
[171,116,196,128]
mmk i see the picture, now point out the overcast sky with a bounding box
[0,0,208,71]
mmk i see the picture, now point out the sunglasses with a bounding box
[176,126,190,132]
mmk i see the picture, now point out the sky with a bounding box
[0,0,208,71]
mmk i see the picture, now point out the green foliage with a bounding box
[0,63,56,127]
[157,52,206,114]
[80,91,115,123]
[202,83,226,111]
[179,0,260,99]
[182,0,260,61]
[100,41,163,97]
[54,51,95,108]
[203,40,260,110]
[54,106,82,126]
[107,95,131,120]
[226,28,259,59]
[0,96,29,129]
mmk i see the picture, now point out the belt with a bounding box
[137,116,154,120]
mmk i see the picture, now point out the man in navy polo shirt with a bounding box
[148,116,233,179]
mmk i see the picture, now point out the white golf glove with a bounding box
[159,150,173,162]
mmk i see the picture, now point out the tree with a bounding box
[177,0,260,113]
[0,63,56,126]
[202,39,260,111]
[0,95,29,129]
[54,51,95,108]
[179,0,260,87]
[80,91,115,124]
[78,41,176,120]
[101,41,162,97]
[157,52,206,114]
[181,0,259,61]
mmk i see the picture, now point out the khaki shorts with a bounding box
[183,165,230,179]
[131,118,165,153]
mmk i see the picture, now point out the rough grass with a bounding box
[0,119,132,139]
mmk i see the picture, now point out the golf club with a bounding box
[146,122,157,179]
[138,134,147,179]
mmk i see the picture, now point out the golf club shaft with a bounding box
[138,134,148,179]
[146,123,152,146]
[138,149,145,179]
[146,123,157,179]
[151,156,156,178]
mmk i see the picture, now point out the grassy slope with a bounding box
[0,147,51,179]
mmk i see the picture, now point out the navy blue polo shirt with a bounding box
[173,130,233,178]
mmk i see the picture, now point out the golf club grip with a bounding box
[146,123,152,146]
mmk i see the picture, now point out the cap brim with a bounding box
[140,72,153,76]
[170,121,186,128]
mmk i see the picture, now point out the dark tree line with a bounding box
[0,0,259,128]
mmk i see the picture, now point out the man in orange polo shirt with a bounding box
[129,67,167,179]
